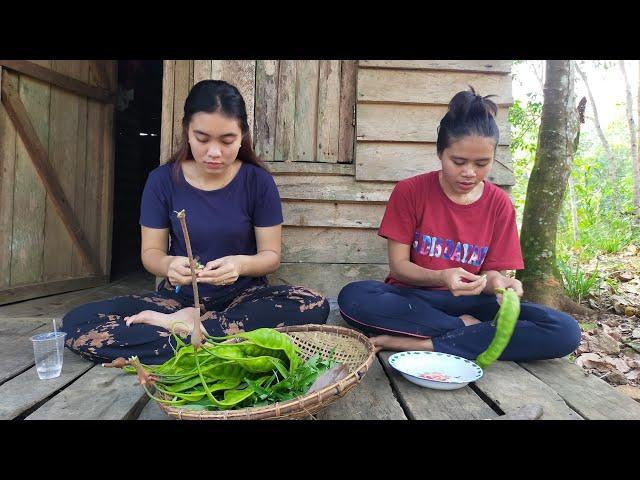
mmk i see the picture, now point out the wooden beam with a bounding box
[254,60,279,161]
[90,60,114,91]
[269,161,354,175]
[0,275,108,305]
[472,361,582,419]
[0,354,95,419]
[357,103,511,145]
[0,60,114,103]
[0,79,102,276]
[357,68,513,105]
[268,263,389,298]
[0,324,51,384]
[355,143,515,185]
[358,60,512,74]
[338,60,357,164]
[0,67,16,288]
[519,358,640,420]
[282,200,385,229]
[282,226,387,263]
[160,60,175,164]
[99,62,116,277]
[25,365,149,420]
[277,181,395,203]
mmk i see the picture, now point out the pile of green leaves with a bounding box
[123,328,340,411]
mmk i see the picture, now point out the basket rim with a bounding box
[156,324,376,420]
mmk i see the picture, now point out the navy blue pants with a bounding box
[61,281,329,365]
[338,280,581,361]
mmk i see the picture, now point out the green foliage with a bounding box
[579,322,598,332]
[557,258,601,303]
[509,96,543,220]
[509,97,543,154]
[125,328,341,411]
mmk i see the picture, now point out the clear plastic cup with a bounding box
[30,331,67,380]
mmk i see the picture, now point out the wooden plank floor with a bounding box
[2,270,640,420]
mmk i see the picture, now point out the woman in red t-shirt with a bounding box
[337,88,581,361]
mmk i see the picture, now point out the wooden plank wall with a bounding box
[159,60,513,297]
[161,60,256,163]
[355,60,514,184]
[0,61,115,304]
[0,66,16,289]
[160,60,356,165]
[273,61,513,296]
[10,60,52,286]
[254,60,355,163]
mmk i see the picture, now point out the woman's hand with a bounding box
[440,268,487,296]
[484,272,524,303]
[167,256,195,286]
[197,256,244,286]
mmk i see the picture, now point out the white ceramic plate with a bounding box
[388,351,483,390]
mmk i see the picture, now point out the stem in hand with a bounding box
[176,209,203,350]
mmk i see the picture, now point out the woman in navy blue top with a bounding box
[61,80,329,365]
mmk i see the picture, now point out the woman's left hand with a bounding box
[489,275,524,304]
[197,256,244,286]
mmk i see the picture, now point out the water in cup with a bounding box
[31,331,67,380]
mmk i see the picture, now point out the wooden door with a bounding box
[0,60,117,304]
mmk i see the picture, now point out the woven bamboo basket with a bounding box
[155,324,375,420]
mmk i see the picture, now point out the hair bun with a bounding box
[448,86,498,120]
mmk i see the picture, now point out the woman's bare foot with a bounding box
[460,314,481,326]
[369,334,433,353]
[124,307,207,335]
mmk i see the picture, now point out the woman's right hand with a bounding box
[167,256,194,286]
[440,268,487,296]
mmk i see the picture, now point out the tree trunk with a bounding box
[575,62,616,182]
[516,61,591,315]
[620,61,638,215]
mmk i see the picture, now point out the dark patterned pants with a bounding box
[61,282,329,365]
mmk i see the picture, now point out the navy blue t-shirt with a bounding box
[139,161,283,298]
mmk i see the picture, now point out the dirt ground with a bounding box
[570,244,640,402]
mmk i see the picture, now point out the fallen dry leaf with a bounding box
[616,385,640,402]
[587,332,621,355]
[601,323,624,341]
[604,370,628,385]
[617,271,635,282]
[575,353,610,371]
[625,370,640,381]
[600,315,620,327]
[601,355,631,373]
[576,341,591,355]
[624,358,640,369]
[624,245,639,255]
[568,247,640,388]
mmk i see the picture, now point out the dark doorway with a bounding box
[111,60,163,280]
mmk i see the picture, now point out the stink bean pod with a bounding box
[475,288,521,369]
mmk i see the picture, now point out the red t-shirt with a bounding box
[378,170,524,289]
